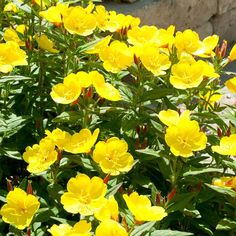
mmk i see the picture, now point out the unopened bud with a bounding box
[70,98,79,106]
[27,180,33,195]
[85,87,93,99]
[217,127,222,137]
[141,138,148,149]
[225,126,231,136]
[220,40,228,58]
[103,174,110,184]
[57,149,62,161]
[156,192,162,205]
[54,22,62,28]
[167,188,176,201]
[134,54,140,65]
[215,45,220,58]
[136,125,140,135]
[27,227,31,236]
[6,178,13,192]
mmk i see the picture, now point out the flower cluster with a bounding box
[1,0,236,235]
[51,71,121,104]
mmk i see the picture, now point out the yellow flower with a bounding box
[45,128,70,150]
[177,52,195,64]
[99,40,133,73]
[32,0,49,9]
[36,34,59,53]
[93,5,118,32]
[93,137,134,176]
[64,128,99,154]
[197,60,219,78]
[127,25,158,46]
[200,35,219,58]
[165,114,207,157]
[229,44,236,61]
[225,77,236,93]
[63,6,96,36]
[0,188,40,230]
[212,176,236,189]
[69,220,91,236]
[123,192,167,221]
[170,61,204,89]
[158,109,191,127]
[50,73,82,104]
[175,29,205,55]
[90,71,121,101]
[23,137,58,173]
[48,223,72,236]
[155,25,175,48]
[114,13,140,32]
[61,174,107,215]
[94,196,119,221]
[4,2,18,12]
[3,27,25,46]
[16,24,28,35]
[212,134,236,155]
[140,43,171,76]
[86,36,112,54]
[39,3,68,24]
[0,41,27,73]
[77,71,92,88]
[48,220,91,236]
[96,219,128,236]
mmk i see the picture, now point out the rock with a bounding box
[103,0,217,30]
[218,0,236,15]
[194,21,213,39]
[167,0,217,29]
[121,0,138,3]
[212,8,236,41]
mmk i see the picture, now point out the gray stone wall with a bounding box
[103,0,236,41]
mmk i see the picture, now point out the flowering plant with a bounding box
[0,0,235,235]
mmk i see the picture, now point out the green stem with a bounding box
[171,157,177,187]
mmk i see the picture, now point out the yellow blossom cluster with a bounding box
[23,128,99,173]
[2,1,236,235]
[51,71,121,104]
[60,173,167,235]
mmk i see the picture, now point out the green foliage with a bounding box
[0,0,235,235]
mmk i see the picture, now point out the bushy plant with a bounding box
[0,0,235,235]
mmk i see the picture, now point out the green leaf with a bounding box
[150,119,163,132]
[106,181,123,197]
[166,192,196,213]
[222,160,236,172]
[216,218,236,231]
[205,184,236,198]
[136,148,161,158]
[150,230,193,236]
[47,183,64,202]
[0,148,22,160]
[130,221,156,236]
[191,221,213,236]
[0,114,31,138]
[52,111,82,123]
[141,88,175,102]
[183,167,223,176]
[0,75,32,84]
